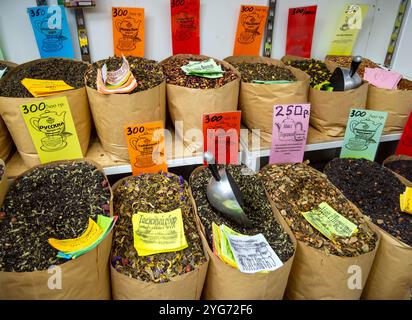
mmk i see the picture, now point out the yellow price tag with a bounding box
[400,187,412,214]
[19,96,83,163]
[21,78,74,98]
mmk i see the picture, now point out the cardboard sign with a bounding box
[170,0,200,55]
[340,109,387,161]
[286,6,317,58]
[27,5,74,59]
[202,111,241,165]
[112,7,144,57]
[124,121,167,175]
[233,5,269,56]
[328,4,368,55]
[19,96,83,163]
[396,111,412,156]
[269,104,310,164]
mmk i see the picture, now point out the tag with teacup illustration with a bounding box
[19,96,83,163]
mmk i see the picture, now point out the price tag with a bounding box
[269,104,310,164]
[21,78,74,97]
[27,5,74,59]
[400,187,412,215]
[124,121,167,175]
[112,7,144,57]
[396,111,412,156]
[202,111,241,165]
[170,0,200,55]
[19,96,83,163]
[233,5,269,56]
[340,109,387,161]
[286,6,317,58]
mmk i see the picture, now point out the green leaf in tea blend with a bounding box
[385,160,412,182]
[85,56,165,93]
[112,173,206,283]
[0,58,88,98]
[259,162,378,256]
[324,158,412,246]
[231,62,296,83]
[189,165,294,263]
[161,57,239,89]
[0,161,111,272]
[284,59,331,87]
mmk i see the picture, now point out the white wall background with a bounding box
[0,0,409,76]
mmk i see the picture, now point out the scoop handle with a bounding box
[204,152,221,181]
[350,56,362,77]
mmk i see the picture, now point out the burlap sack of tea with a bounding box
[160,54,240,152]
[224,56,310,142]
[86,77,166,161]
[190,168,296,300]
[0,159,112,300]
[0,59,92,167]
[109,179,209,300]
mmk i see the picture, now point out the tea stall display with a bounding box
[0,58,91,167]
[85,56,166,160]
[324,158,412,299]
[190,165,296,300]
[161,54,240,152]
[111,173,208,300]
[0,161,113,299]
[259,162,379,299]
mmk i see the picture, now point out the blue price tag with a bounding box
[27,5,74,59]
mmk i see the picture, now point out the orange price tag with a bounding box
[112,7,145,57]
[124,121,167,175]
[203,111,241,165]
[233,5,268,56]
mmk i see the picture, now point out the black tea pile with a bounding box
[231,62,296,83]
[385,160,412,182]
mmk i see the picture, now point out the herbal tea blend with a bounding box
[112,173,206,283]
[0,58,88,98]
[284,59,331,87]
[325,158,412,246]
[326,56,379,78]
[85,56,164,93]
[231,62,296,83]
[259,163,377,256]
[385,160,412,182]
[162,57,238,89]
[190,165,294,263]
[0,161,111,272]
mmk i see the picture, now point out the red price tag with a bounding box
[396,111,412,156]
[202,111,241,165]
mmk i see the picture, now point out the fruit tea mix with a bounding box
[112,173,206,283]
[85,56,165,93]
[231,62,296,83]
[325,158,412,246]
[0,58,88,98]
[161,57,239,89]
[284,59,331,88]
[0,162,111,272]
[259,163,378,256]
[190,165,294,263]
[385,159,412,182]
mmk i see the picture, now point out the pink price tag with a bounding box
[364,67,402,90]
[269,104,310,164]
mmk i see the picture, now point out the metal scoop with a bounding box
[204,152,252,227]
[329,55,363,91]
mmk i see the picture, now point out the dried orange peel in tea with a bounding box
[112,173,206,283]
[259,162,377,256]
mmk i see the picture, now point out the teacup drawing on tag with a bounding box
[346,119,381,151]
[130,137,163,168]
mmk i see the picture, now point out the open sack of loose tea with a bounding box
[85,56,166,160]
[384,154,412,185]
[161,54,240,152]
[282,55,368,137]
[190,165,296,300]
[325,158,412,300]
[0,58,91,167]
[224,56,309,142]
[111,173,208,300]
[0,160,113,300]
[259,162,379,299]
[326,55,412,133]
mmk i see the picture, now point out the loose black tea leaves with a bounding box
[384,160,412,182]
[325,158,412,246]
[190,165,294,263]
[284,59,331,87]
[231,62,296,83]
[259,162,377,256]
[0,161,111,272]
[112,173,206,283]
